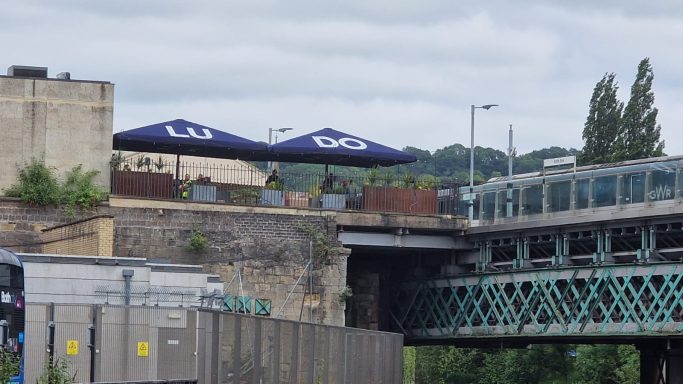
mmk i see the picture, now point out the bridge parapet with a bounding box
[393,262,683,344]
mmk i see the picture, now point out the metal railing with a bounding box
[110,159,461,215]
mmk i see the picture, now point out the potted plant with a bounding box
[260,181,285,206]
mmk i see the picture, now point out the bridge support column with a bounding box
[640,348,665,384]
[640,347,683,384]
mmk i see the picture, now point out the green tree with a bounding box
[613,58,664,161]
[415,346,483,384]
[403,347,417,384]
[580,73,623,165]
[574,344,621,384]
[615,345,639,384]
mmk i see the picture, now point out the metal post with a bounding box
[469,104,475,223]
[507,124,514,218]
[122,269,134,306]
[309,240,313,323]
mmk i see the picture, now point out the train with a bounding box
[459,155,683,225]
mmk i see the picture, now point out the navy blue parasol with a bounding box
[112,119,269,160]
[268,128,417,168]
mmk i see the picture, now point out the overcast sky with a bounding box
[3,0,683,156]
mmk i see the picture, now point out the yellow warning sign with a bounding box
[66,340,79,355]
[137,341,149,357]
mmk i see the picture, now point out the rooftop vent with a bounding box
[7,65,48,78]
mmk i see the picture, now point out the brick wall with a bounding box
[0,197,348,326]
[41,215,114,256]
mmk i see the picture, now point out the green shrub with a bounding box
[0,349,20,384]
[4,159,60,206]
[188,230,208,252]
[59,165,108,218]
[4,160,108,218]
[38,357,75,384]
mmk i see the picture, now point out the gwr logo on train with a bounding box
[165,125,213,140]
[649,185,673,201]
[312,136,368,150]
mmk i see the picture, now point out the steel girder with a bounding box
[392,263,683,342]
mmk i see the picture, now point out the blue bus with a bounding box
[0,249,24,384]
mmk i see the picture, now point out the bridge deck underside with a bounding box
[392,263,683,344]
[476,220,683,272]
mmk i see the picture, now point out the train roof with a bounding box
[485,154,683,184]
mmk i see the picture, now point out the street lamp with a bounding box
[469,104,499,223]
[268,127,293,172]
[269,127,293,145]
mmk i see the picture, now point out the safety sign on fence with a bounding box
[66,340,79,355]
[137,341,149,357]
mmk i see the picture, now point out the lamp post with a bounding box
[268,127,293,172]
[469,104,499,223]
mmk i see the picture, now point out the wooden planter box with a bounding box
[361,186,437,214]
[111,170,173,199]
[285,192,309,208]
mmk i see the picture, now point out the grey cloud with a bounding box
[4,0,683,157]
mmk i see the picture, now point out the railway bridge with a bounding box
[342,156,683,384]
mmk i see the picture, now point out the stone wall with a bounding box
[0,197,348,326]
[0,75,114,192]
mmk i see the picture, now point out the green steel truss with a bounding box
[391,263,683,341]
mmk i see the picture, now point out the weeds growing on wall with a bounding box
[338,285,353,303]
[4,158,60,206]
[60,164,108,218]
[295,222,332,264]
[4,159,108,218]
[188,229,208,253]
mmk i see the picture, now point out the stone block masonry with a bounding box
[0,197,348,326]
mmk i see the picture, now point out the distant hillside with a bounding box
[273,144,580,184]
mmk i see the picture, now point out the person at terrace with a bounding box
[321,173,336,193]
[266,169,280,185]
[179,174,193,199]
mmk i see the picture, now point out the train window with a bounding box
[521,184,543,215]
[481,191,496,221]
[620,172,645,204]
[576,179,590,209]
[650,169,675,201]
[497,188,519,218]
[594,176,617,207]
[548,180,571,212]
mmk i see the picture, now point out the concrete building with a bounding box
[19,253,223,308]
[0,65,114,192]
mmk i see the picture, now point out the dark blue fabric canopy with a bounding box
[112,119,270,160]
[269,128,417,167]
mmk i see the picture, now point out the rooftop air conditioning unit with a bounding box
[7,65,48,78]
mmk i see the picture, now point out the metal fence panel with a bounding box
[158,311,197,380]
[25,304,50,384]
[23,305,402,384]
[53,304,93,383]
[205,310,403,384]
